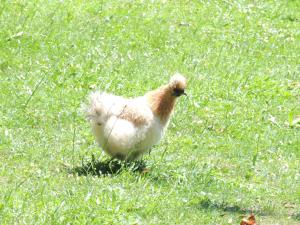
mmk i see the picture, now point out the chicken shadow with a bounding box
[69,156,147,176]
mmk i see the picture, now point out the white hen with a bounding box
[86,73,187,160]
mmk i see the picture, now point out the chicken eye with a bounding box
[173,88,184,96]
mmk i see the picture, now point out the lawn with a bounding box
[0,0,299,224]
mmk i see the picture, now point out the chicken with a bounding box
[86,73,187,161]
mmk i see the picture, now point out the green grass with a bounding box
[0,0,299,224]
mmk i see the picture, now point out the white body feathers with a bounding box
[86,92,166,160]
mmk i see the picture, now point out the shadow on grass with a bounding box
[195,197,270,216]
[67,156,147,176]
[292,213,300,221]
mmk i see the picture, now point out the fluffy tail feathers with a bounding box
[85,91,126,125]
[85,92,107,125]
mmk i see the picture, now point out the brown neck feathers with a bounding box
[146,86,176,124]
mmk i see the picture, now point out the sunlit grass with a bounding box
[0,0,299,224]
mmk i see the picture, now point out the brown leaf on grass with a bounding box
[141,168,150,175]
[240,214,257,225]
